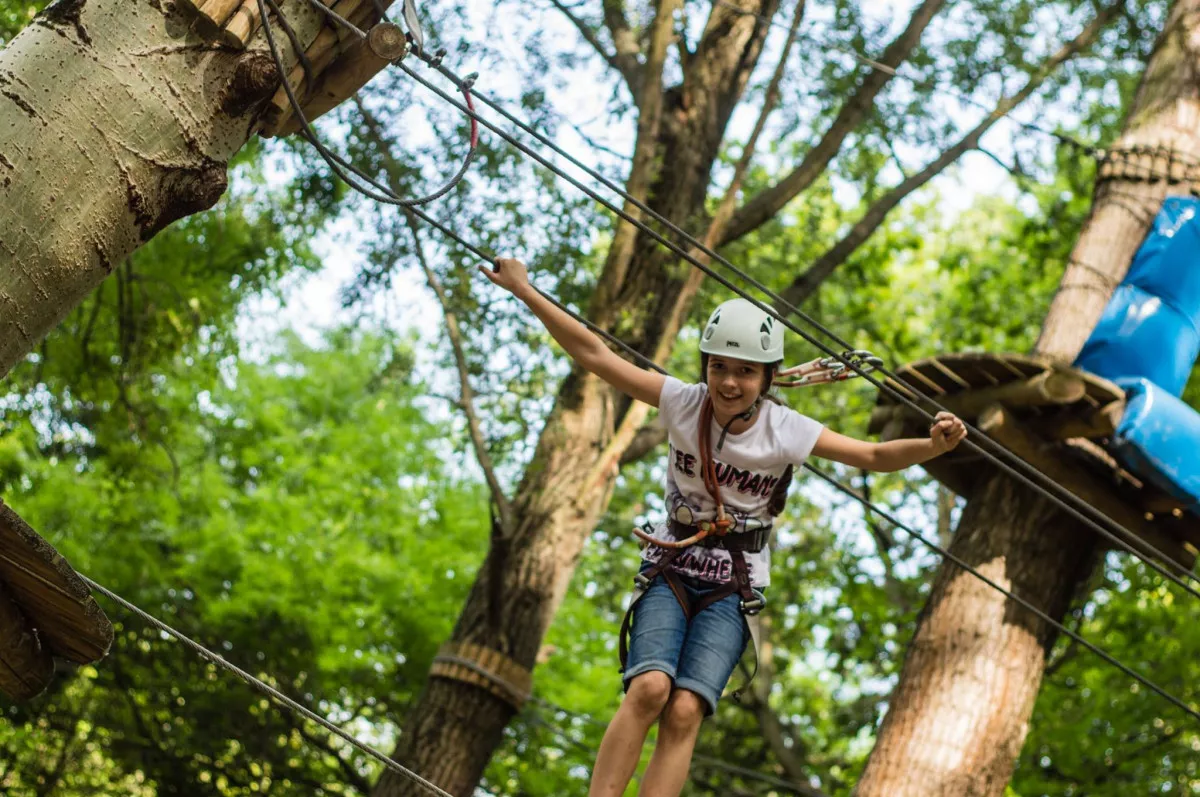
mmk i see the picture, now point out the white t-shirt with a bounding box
[640,377,824,588]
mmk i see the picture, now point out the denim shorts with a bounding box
[622,570,751,715]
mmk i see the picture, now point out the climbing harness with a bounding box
[775,349,883,388]
[620,395,768,698]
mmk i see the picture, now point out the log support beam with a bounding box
[978,403,1193,570]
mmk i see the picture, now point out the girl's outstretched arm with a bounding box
[482,257,666,407]
[812,411,967,472]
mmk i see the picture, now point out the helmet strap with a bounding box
[715,396,761,453]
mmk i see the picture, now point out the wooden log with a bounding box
[977,403,1194,569]
[260,0,371,131]
[0,501,112,667]
[941,370,1086,418]
[272,34,398,136]
[224,0,265,49]
[0,579,53,702]
[1026,399,1124,442]
[191,0,243,42]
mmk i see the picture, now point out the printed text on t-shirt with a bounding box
[670,443,780,498]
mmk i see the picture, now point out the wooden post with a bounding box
[933,370,1086,418]
[1028,399,1124,441]
[0,502,113,676]
[0,580,53,701]
[259,0,372,132]
[272,36,395,137]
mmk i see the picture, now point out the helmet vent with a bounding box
[760,317,775,350]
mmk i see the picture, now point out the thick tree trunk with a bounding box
[0,0,335,379]
[856,3,1200,794]
[377,3,780,794]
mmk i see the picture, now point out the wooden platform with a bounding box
[870,352,1200,571]
[0,500,112,701]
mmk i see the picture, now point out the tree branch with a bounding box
[710,0,806,244]
[618,423,668,466]
[590,0,679,306]
[294,722,373,794]
[602,0,643,90]
[977,146,1025,179]
[404,212,514,533]
[735,614,831,797]
[883,134,912,179]
[721,0,948,245]
[773,0,1123,310]
[547,0,640,88]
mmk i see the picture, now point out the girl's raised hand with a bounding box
[930,411,968,454]
[480,257,532,296]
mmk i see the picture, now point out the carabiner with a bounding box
[776,349,883,388]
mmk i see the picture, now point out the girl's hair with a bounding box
[700,354,794,517]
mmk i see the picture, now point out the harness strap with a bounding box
[618,549,765,673]
[619,549,682,670]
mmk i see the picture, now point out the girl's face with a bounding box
[706,355,767,416]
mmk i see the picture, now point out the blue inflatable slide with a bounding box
[1075,196,1200,515]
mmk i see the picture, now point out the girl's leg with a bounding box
[637,689,706,797]
[589,671,673,797]
[640,588,749,796]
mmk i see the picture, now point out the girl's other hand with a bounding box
[480,257,532,297]
[930,411,968,453]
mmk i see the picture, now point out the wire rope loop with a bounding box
[259,0,477,208]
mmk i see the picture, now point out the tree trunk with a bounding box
[0,0,335,379]
[855,3,1200,794]
[376,3,781,794]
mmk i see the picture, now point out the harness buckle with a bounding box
[634,572,653,590]
[739,596,765,615]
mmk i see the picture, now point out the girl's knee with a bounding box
[661,689,706,732]
[625,671,673,718]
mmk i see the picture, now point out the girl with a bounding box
[482,257,967,797]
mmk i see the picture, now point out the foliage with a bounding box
[2,0,1199,795]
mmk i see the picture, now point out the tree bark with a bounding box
[0,0,342,379]
[855,3,1200,794]
[375,3,783,795]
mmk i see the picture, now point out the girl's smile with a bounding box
[706,355,767,417]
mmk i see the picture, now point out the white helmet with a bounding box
[699,298,784,364]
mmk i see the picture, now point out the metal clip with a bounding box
[776,349,883,388]
[401,0,424,53]
[739,596,765,615]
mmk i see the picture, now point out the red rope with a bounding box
[634,395,733,550]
